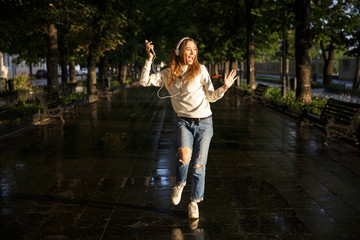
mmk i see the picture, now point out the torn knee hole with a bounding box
[194,164,202,168]
[179,147,191,164]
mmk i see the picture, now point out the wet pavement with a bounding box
[1,86,360,240]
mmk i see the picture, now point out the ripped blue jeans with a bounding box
[176,117,213,203]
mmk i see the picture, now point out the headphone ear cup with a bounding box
[175,37,190,57]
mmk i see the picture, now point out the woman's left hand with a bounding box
[222,69,238,91]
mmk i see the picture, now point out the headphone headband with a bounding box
[175,37,191,56]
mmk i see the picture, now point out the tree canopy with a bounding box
[1,0,360,96]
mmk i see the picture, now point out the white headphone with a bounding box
[175,37,191,56]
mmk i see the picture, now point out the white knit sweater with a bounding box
[139,60,226,118]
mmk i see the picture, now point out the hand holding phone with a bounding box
[145,40,156,56]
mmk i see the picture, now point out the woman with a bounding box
[140,37,237,218]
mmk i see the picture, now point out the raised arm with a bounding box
[140,40,169,87]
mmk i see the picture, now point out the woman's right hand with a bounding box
[145,40,155,61]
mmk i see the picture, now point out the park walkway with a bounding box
[0,85,360,239]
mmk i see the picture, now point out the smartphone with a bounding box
[145,40,156,56]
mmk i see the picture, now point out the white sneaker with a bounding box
[189,218,199,230]
[172,228,184,240]
[188,202,199,219]
[171,185,184,205]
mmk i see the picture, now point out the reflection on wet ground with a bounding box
[1,86,360,239]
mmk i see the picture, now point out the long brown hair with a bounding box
[167,38,201,87]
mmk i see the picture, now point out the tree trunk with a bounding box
[281,25,288,97]
[246,28,256,89]
[60,51,68,83]
[225,61,230,78]
[231,60,238,85]
[208,64,212,78]
[244,1,259,89]
[87,53,97,94]
[321,40,335,86]
[69,60,76,83]
[29,64,33,77]
[286,59,290,90]
[132,61,139,81]
[103,55,109,87]
[353,55,360,89]
[99,56,109,88]
[117,63,121,82]
[120,63,127,84]
[46,24,59,93]
[295,0,312,103]
[239,62,244,88]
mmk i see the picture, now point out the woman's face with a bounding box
[183,41,197,65]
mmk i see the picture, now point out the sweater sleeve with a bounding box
[139,60,168,87]
[201,65,226,103]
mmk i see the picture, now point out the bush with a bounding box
[265,87,328,114]
[112,80,120,88]
[0,101,41,120]
[264,86,360,134]
[13,73,32,92]
[0,79,6,92]
[60,92,87,104]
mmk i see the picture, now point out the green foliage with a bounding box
[13,73,32,92]
[265,87,327,114]
[301,96,327,115]
[0,92,86,121]
[111,80,120,88]
[0,0,359,99]
[0,78,6,92]
[265,87,282,102]
[0,101,41,120]
[60,92,87,104]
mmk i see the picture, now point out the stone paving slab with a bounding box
[0,86,360,239]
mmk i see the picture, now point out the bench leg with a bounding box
[352,134,360,146]
[40,112,48,123]
[59,115,65,124]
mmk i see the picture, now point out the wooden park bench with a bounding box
[300,98,360,146]
[94,80,113,101]
[235,84,269,104]
[98,88,112,101]
[38,92,76,124]
[251,84,269,103]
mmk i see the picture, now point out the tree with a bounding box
[0,0,47,74]
[340,0,360,89]
[238,0,264,89]
[0,0,73,92]
[295,0,312,103]
[254,0,295,96]
[58,0,128,93]
[312,0,348,86]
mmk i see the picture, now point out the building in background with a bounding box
[0,51,46,80]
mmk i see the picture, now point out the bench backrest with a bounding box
[254,84,268,96]
[321,98,360,125]
[40,93,62,109]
